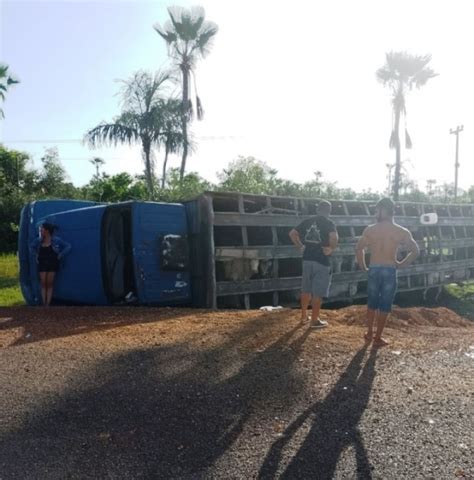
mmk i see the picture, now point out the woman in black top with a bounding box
[30,223,71,306]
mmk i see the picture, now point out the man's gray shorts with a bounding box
[302,260,331,298]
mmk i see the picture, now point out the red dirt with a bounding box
[0,305,472,354]
[329,305,471,328]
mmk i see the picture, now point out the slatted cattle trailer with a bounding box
[185,192,474,309]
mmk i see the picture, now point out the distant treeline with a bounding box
[1,145,472,252]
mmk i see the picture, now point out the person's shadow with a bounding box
[259,345,377,480]
[0,314,311,478]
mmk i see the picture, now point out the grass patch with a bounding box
[0,254,24,306]
[440,283,474,321]
[444,282,474,301]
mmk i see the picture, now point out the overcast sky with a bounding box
[1,0,473,193]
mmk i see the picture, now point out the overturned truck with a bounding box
[188,192,474,309]
[19,192,474,307]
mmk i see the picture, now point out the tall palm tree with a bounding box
[154,6,218,180]
[160,98,186,188]
[0,64,19,119]
[84,71,172,197]
[90,157,105,178]
[377,52,437,200]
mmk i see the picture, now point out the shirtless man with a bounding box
[355,198,419,347]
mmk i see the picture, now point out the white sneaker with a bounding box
[310,318,328,329]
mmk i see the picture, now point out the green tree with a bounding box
[467,186,474,204]
[154,6,218,180]
[271,179,304,197]
[217,158,355,200]
[298,171,327,198]
[0,145,36,252]
[0,145,35,190]
[158,167,212,202]
[436,183,454,203]
[0,64,19,119]
[37,148,78,198]
[217,156,280,194]
[377,52,437,200]
[83,172,148,202]
[85,70,172,197]
[354,189,381,201]
[0,145,83,251]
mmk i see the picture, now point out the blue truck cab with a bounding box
[19,200,191,306]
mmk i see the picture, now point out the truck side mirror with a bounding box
[161,234,190,271]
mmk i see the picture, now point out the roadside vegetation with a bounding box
[442,283,474,320]
[0,254,23,306]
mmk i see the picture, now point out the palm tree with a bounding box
[376,52,437,200]
[0,64,19,119]
[84,71,172,197]
[154,6,218,180]
[160,98,186,189]
[90,157,105,178]
[426,179,436,196]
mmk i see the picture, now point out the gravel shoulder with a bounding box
[0,306,473,479]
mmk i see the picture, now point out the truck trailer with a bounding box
[18,192,474,308]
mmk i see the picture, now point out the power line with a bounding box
[2,135,243,144]
[42,157,126,162]
[2,139,83,144]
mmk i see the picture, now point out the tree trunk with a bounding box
[143,140,154,199]
[392,106,401,201]
[180,66,189,181]
[161,144,170,189]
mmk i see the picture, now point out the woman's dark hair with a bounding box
[41,223,57,235]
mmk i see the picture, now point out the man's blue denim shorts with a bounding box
[367,264,398,313]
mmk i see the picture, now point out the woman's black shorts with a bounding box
[38,246,59,273]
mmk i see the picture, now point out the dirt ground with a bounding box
[0,305,472,479]
[0,304,471,351]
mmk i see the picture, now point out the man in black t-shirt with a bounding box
[289,200,338,328]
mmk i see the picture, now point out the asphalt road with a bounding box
[0,307,472,479]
